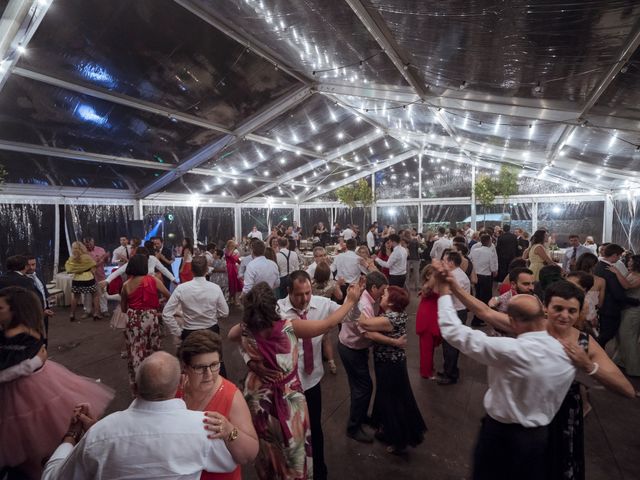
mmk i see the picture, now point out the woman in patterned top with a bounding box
[359,286,427,454]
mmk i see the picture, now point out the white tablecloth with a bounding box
[54,272,74,306]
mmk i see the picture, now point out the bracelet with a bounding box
[587,362,599,376]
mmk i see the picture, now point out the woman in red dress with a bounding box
[415,265,441,379]
[224,240,243,305]
[179,237,195,284]
[120,254,171,385]
[176,330,258,479]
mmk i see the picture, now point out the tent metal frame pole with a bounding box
[471,165,477,231]
[532,202,538,233]
[53,201,60,276]
[234,206,242,243]
[603,195,614,243]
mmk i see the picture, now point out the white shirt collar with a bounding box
[130,398,187,412]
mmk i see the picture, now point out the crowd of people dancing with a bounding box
[1,220,639,479]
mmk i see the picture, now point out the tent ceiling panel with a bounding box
[562,127,640,171]
[369,0,640,102]
[158,172,270,199]
[18,0,300,128]
[0,75,223,164]
[189,0,408,87]
[592,49,640,120]
[252,94,375,153]
[0,151,165,190]
[375,157,420,199]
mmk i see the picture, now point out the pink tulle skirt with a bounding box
[0,360,115,478]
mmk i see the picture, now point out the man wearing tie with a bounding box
[112,236,132,266]
[25,254,54,342]
[276,270,355,480]
[562,234,591,273]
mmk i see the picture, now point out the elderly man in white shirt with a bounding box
[242,240,280,294]
[276,270,351,480]
[435,272,575,480]
[330,238,368,303]
[430,226,452,261]
[374,233,408,288]
[276,237,300,299]
[162,256,228,374]
[42,352,240,480]
[469,234,498,326]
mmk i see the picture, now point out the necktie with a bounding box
[570,247,577,270]
[300,310,314,375]
[125,246,130,260]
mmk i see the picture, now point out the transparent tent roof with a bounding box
[1,0,640,201]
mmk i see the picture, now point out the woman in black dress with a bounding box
[359,286,427,454]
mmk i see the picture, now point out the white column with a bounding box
[294,203,301,225]
[234,206,242,241]
[603,194,614,242]
[418,156,423,231]
[371,173,376,222]
[53,202,60,275]
[471,165,477,231]
[133,199,143,220]
[532,201,538,232]
[192,204,198,242]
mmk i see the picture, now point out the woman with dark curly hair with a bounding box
[228,281,361,480]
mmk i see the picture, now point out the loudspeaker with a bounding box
[129,220,144,239]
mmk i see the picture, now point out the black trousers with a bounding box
[181,324,227,378]
[442,309,467,379]
[473,416,549,480]
[304,383,328,480]
[338,342,372,434]
[388,274,407,288]
[473,275,493,323]
[597,313,621,348]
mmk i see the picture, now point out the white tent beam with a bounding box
[174,0,311,85]
[344,0,428,98]
[0,0,51,93]
[302,149,418,202]
[317,82,640,133]
[238,129,386,202]
[139,85,313,197]
[0,183,136,201]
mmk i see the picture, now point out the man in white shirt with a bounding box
[247,226,263,241]
[276,237,300,299]
[374,233,408,288]
[306,246,328,279]
[469,234,498,326]
[42,352,237,480]
[242,240,280,294]
[437,251,471,386]
[102,248,176,287]
[112,236,132,266]
[330,239,368,303]
[464,224,475,243]
[562,234,591,272]
[435,271,576,480]
[277,270,346,480]
[342,224,355,241]
[366,224,376,254]
[430,226,452,261]
[162,256,229,374]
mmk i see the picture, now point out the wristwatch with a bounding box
[227,427,239,443]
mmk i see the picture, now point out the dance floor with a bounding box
[46,297,640,480]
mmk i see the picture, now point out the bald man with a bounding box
[43,352,237,479]
[434,265,576,480]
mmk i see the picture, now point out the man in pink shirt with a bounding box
[83,237,110,317]
[338,271,388,443]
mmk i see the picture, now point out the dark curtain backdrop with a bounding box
[143,205,193,251]
[65,204,134,254]
[196,207,234,248]
[613,198,639,252]
[0,203,56,281]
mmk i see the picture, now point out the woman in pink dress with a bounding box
[224,240,243,305]
[0,286,114,479]
[120,254,171,385]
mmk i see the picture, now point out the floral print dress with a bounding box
[241,319,312,480]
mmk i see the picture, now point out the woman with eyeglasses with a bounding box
[176,330,258,479]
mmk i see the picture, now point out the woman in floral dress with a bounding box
[120,254,171,385]
[229,282,361,479]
